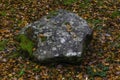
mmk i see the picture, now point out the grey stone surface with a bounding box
[20,9,92,61]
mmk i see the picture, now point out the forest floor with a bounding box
[0,0,120,80]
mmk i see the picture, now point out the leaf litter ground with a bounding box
[0,0,120,80]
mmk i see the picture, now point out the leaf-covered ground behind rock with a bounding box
[0,0,120,80]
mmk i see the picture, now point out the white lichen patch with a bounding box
[66,49,76,56]
[52,47,57,51]
[77,52,82,56]
[34,31,39,35]
[43,51,47,54]
[73,37,83,41]
[60,38,66,43]
[55,54,59,57]
[66,49,82,57]
[70,20,74,25]
[61,32,69,37]
[32,26,36,28]
[44,32,52,37]
[57,45,62,48]
[66,52,77,56]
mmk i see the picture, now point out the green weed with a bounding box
[0,11,7,16]
[79,0,91,9]
[111,10,120,18]
[87,63,109,77]
[92,19,103,30]
[0,40,8,51]
[47,10,59,19]
[32,68,42,72]
[97,1,103,6]
[92,19,102,25]
[18,68,25,77]
[87,19,103,30]
[79,3,86,8]
[8,52,21,58]
[63,0,77,5]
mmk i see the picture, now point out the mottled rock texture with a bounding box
[20,9,92,62]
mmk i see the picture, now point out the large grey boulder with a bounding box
[20,9,92,62]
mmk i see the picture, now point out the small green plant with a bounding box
[17,34,34,58]
[86,63,109,77]
[96,0,103,6]
[79,0,91,9]
[18,68,25,77]
[8,52,21,58]
[87,19,103,30]
[47,10,59,19]
[0,40,8,51]
[92,19,102,25]
[0,11,7,16]
[32,68,42,72]
[97,63,109,71]
[111,10,120,18]
[79,3,87,8]
[63,0,77,5]
[96,26,103,30]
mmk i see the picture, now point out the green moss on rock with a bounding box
[17,34,34,58]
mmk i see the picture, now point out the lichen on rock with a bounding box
[20,9,93,62]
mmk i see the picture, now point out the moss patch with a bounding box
[17,34,34,58]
